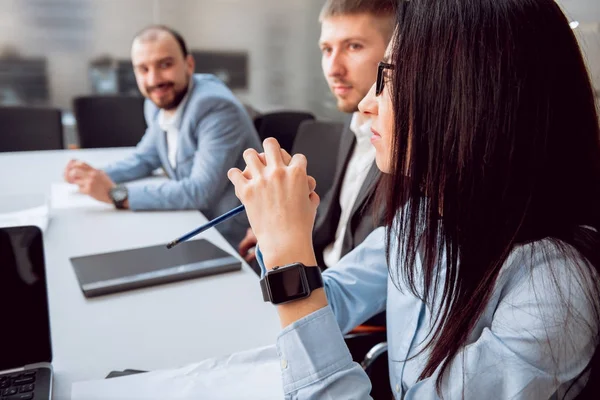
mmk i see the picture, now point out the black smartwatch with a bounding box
[260,262,323,305]
[109,185,128,209]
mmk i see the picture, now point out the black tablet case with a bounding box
[71,239,241,297]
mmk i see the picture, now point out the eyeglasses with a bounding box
[374,1,408,96]
[376,61,394,96]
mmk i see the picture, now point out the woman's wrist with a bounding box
[261,243,318,270]
[259,238,317,270]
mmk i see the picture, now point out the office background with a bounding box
[0,0,596,129]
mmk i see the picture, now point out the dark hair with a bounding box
[133,25,189,57]
[319,0,397,21]
[384,0,600,395]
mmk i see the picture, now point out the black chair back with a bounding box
[0,106,63,152]
[292,120,343,194]
[242,103,261,121]
[73,95,147,148]
[253,111,315,153]
[575,348,600,399]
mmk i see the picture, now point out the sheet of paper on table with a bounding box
[0,204,49,232]
[50,183,112,210]
[71,345,285,400]
[0,193,50,232]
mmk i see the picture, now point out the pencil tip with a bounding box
[166,241,177,249]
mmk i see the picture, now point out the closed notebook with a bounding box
[71,239,241,298]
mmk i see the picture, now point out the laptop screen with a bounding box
[0,226,52,370]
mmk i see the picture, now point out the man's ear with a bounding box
[185,54,195,75]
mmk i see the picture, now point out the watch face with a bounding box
[266,266,309,304]
[111,187,127,202]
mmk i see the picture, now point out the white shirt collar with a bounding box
[349,112,372,144]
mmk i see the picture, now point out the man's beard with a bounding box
[330,80,362,113]
[337,98,360,113]
[147,79,189,110]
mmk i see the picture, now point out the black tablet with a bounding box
[71,239,241,298]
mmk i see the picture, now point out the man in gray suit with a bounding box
[239,0,397,271]
[64,25,260,243]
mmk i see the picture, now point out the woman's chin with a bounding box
[374,154,391,174]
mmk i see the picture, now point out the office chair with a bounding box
[242,103,261,121]
[292,120,343,193]
[0,106,63,152]
[348,330,390,399]
[573,347,600,399]
[73,95,146,148]
[362,341,388,375]
[253,111,315,153]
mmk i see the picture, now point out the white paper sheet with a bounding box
[0,205,49,232]
[50,183,111,210]
[71,345,284,400]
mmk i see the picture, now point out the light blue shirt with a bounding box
[258,227,597,399]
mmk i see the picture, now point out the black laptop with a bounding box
[0,226,53,400]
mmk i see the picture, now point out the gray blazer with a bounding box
[103,74,261,244]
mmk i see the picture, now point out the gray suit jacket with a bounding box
[103,74,261,244]
[312,117,383,268]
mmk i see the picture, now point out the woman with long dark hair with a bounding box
[228,0,600,398]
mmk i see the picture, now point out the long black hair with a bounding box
[384,0,600,395]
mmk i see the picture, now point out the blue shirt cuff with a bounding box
[256,246,267,278]
[276,305,354,394]
[124,183,149,211]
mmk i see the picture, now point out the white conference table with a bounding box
[0,148,281,399]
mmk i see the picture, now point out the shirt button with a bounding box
[281,358,288,369]
[396,383,401,393]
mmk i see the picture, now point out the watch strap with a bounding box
[305,265,324,292]
[260,276,269,302]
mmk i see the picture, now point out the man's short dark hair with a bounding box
[133,25,189,57]
[319,0,397,21]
